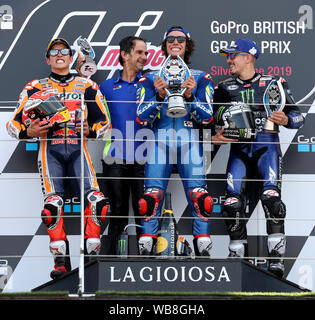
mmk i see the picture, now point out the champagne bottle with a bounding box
[156,192,177,257]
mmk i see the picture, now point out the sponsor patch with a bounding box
[184,121,193,127]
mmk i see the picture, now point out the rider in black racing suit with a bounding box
[212,38,304,277]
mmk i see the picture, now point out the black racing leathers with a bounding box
[213,73,304,273]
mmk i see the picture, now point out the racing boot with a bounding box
[50,256,67,280]
[84,238,101,263]
[49,240,68,280]
[228,240,248,258]
[268,252,285,278]
[193,236,212,257]
[138,236,156,255]
[267,233,286,278]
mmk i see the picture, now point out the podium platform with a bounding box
[32,258,308,294]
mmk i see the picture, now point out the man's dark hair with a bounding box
[161,26,195,64]
[119,36,146,66]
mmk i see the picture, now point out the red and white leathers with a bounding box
[7,72,111,277]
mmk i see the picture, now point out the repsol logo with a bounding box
[109,265,231,283]
[57,92,82,100]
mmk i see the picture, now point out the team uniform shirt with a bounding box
[100,71,144,162]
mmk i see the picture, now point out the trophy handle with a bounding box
[158,55,172,79]
[276,78,286,112]
[177,55,191,77]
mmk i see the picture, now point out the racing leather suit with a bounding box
[7,72,111,274]
[213,73,304,275]
[136,68,214,255]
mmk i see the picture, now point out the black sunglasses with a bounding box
[49,48,70,57]
[166,36,186,43]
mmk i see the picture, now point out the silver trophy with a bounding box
[74,36,97,77]
[263,79,286,132]
[159,55,191,118]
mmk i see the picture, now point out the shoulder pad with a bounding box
[24,79,40,90]
[203,72,213,81]
[74,76,89,83]
[88,79,100,90]
[80,77,99,90]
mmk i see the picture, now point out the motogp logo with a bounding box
[50,10,165,79]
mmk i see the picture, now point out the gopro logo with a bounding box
[0,5,13,30]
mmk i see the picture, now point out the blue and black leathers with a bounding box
[136,68,214,254]
[214,73,304,274]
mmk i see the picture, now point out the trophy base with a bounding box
[80,58,97,77]
[166,94,188,118]
[166,106,188,118]
[263,120,279,133]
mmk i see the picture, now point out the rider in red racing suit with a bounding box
[6,38,111,279]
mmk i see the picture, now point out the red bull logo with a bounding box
[52,127,77,137]
[51,127,79,145]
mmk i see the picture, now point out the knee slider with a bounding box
[41,195,64,229]
[139,188,163,218]
[223,196,244,217]
[86,191,109,225]
[189,188,213,218]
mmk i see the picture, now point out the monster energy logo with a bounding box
[118,239,127,255]
[240,89,255,104]
[215,106,226,122]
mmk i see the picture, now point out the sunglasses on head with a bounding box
[166,36,186,43]
[49,48,71,57]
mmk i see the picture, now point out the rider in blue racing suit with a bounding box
[136,26,214,256]
[212,38,304,277]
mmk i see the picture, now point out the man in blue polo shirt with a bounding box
[99,36,148,255]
